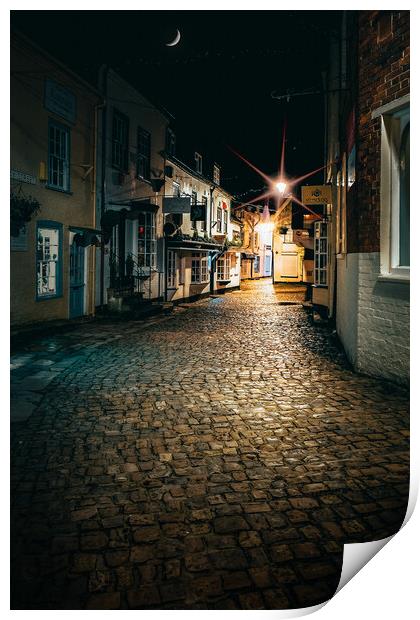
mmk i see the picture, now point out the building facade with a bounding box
[326,11,409,384]
[11,32,100,326]
[164,156,241,302]
[96,68,169,311]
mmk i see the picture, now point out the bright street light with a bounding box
[275,181,287,194]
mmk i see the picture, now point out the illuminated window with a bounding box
[36,221,62,299]
[48,121,70,191]
[137,212,156,269]
[191,253,209,283]
[314,221,328,286]
[217,254,231,281]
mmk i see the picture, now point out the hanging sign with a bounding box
[163,197,191,214]
[191,203,206,221]
[301,185,332,205]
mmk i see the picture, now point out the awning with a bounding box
[241,252,256,260]
[69,226,101,247]
[167,238,223,252]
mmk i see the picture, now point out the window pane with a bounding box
[399,123,410,266]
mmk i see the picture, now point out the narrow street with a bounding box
[11,280,409,610]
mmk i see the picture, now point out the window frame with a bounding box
[167,249,177,288]
[201,196,208,232]
[217,254,231,281]
[111,108,129,172]
[375,96,410,281]
[194,152,203,174]
[36,220,63,300]
[191,252,209,284]
[47,119,71,193]
[137,126,151,181]
[137,211,156,270]
[216,206,222,233]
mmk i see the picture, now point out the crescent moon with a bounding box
[166,29,181,47]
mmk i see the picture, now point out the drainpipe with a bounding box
[209,185,215,294]
[99,65,109,310]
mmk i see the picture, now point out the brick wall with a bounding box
[356,10,410,254]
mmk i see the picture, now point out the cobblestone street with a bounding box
[11,279,409,610]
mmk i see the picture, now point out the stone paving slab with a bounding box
[10,279,409,609]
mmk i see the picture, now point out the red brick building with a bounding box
[326,10,409,384]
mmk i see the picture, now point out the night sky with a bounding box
[11,10,340,201]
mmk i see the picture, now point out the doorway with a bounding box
[69,240,85,318]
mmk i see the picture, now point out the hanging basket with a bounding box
[10,193,41,237]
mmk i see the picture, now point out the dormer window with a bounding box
[194,152,203,174]
[213,164,220,185]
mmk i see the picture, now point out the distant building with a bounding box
[11,31,101,326]
[325,11,409,384]
[164,156,240,302]
[96,68,169,311]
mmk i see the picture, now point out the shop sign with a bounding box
[163,197,191,214]
[10,169,36,185]
[301,185,332,205]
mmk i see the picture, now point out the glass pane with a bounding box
[399,123,410,266]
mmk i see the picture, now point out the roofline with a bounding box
[11,29,102,99]
[167,155,234,199]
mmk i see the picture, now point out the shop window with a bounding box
[254,255,260,273]
[191,252,209,283]
[36,221,62,299]
[217,254,231,281]
[137,212,156,269]
[48,120,70,191]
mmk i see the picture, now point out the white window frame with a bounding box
[48,120,70,192]
[217,254,231,281]
[191,252,209,284]
[373,95,410,281]
[137,212,156,270]
[213,164,220,185]
[201,196,208,232]
[314,221,328,286]
[167,249,177,288]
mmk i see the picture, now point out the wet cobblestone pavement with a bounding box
[11,279,409,609]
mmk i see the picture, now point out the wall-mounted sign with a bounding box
[45,79,76,124]
[191,204,206,221]
[163,197,191,214]
[301,185,332,205]
[10,169,36,185]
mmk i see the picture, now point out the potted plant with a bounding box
[11,192,41,237]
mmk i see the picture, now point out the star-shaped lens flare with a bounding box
[230,124,326,219]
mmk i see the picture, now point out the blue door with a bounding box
[69,242,85,318]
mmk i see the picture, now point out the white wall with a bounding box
[337,252,409,384]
